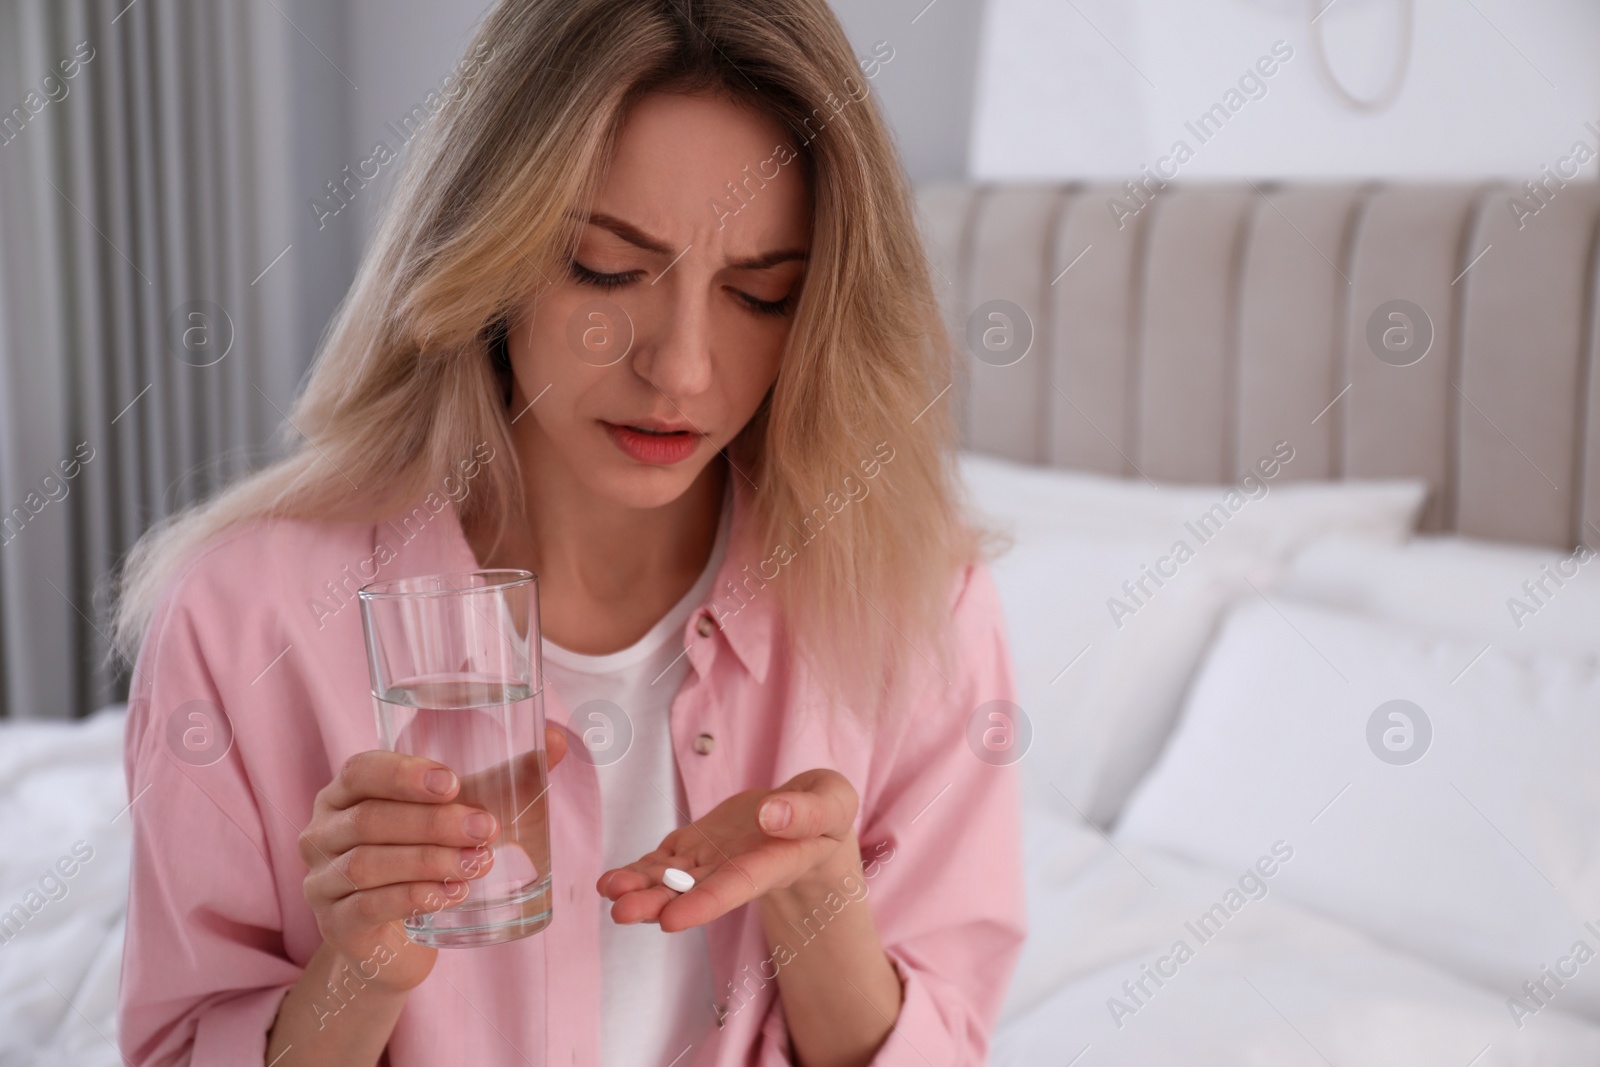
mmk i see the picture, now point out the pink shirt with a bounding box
[116,471,1027,1066]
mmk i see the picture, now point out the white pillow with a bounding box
[962,451,1427,825]
[1279,534,1600,656]
[960,451,1427,558]
[989,535,1245,826]
[1115,595,1600,1022]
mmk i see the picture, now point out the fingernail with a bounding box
[426,768,457,795]
[759,798,791,832]
[459,846,490,875]
[464,812,496,840]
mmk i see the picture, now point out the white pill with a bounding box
[662,867,695,893]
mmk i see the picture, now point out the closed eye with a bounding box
[568,259,643,290]
[572,257,796,317]
[733,289,794,317]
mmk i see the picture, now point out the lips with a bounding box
[606,416,695,435]
[601,420,702,465]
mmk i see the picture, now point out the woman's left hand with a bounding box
[596,768,859,932]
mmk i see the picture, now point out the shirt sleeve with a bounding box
[116,571,304,1066]
[857,559,1029,1066]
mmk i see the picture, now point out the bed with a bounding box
[3,180,1599,1065]
[930,180,1600,1066]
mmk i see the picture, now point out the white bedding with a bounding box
[994,805,1600,1066]
[0,706,129,1067]
[1115,596,1600,1019]
[966,455,1600,1064]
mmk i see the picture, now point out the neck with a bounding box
[469,403,728,609]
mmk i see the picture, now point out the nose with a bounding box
[630,274,714,401]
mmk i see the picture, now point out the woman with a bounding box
[112,0,1025,1064]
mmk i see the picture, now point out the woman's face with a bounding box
[505,90,811,509]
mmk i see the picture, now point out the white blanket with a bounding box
[994,804,1600,1065]
[0,706,129,1067]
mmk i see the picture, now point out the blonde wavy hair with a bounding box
[112,0,998,719]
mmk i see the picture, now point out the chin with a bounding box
[588,459,707,511]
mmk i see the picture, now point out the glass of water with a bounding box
[357,569,552,948]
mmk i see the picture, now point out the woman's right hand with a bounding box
[298,726,569,992]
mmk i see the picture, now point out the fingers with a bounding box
[608,886,676,925]
[311,798,499,858]
[545,725,568,771]
[597,847,709,915]
[600,847,774,931]
[321,750,460,811]
[598,864,673,899]
[307,842,495,904]
[326,741,557,816]
[595,843,678,898]
[757,771,857,840]
[604,861,725,928]
[323,878,478,931]
[598,868,643,899]
[657,865,762,932]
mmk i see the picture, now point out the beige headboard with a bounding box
[916,181,1600,549]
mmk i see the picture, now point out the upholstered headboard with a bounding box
[916,182,1600,549]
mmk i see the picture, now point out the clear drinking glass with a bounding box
[357,569,553,948]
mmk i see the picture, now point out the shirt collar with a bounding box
[696,471,778,685]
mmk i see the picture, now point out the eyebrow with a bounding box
[580,211,807,271]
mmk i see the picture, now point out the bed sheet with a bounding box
[995,803,1600,1066]
[0,706,129,1067]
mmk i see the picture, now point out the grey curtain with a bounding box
[0,0,331,720]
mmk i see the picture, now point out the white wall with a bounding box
[332,0,1599,258]
[971,0,1600,180]
[338,0,981,254]
[826,0,986,183]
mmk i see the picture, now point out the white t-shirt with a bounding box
[540,485,732,1067]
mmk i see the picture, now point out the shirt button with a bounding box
[693,733,715,755]
[696,614,715,638]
